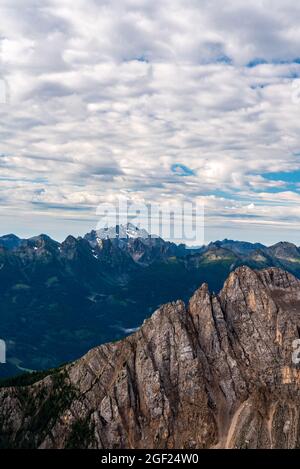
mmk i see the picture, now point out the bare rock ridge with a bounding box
[1,266,300,449]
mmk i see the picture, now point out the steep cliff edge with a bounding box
[1,266,300,449]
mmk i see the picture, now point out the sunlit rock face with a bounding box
[1,266,300,449]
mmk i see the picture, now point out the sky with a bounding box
[1,0,300,245]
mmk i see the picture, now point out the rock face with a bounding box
[1,266,300,449]
[4,229,300,378]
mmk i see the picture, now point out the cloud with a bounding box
[1,0,300,241]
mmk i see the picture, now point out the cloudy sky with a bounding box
[1,0,300,244]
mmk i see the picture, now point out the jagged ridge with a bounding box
[1,266,300,449]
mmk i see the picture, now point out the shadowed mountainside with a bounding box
[1,266,300,449]
[2,227,300,377]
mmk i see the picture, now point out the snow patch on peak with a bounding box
[94,223,151,240]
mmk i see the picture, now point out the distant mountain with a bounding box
[2,226,300,377]
[207,239,267,256]
[267,241,300,262]
[85,222,151,243]
[0,234,23,250]
[84,225,187,265]
[2,266,300,448]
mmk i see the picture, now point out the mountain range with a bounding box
[1,266,300,449]
[1,223,300,378]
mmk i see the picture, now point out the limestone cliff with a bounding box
[1,266,300,449]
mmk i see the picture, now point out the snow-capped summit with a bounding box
[85,223,152,244]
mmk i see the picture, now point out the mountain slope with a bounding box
[85,222,151,241]
[0,234,23,250]
[0,234,237,376]
[207,239,267,256]
[1,266,300,449]
[3,230,300,377]
[0,234,139,376]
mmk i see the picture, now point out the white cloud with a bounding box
[1,0,300,242]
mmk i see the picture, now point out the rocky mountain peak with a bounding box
[0,234,22,250]
[268,241,300,260]
[2,266,300,448]
[62,235,77,247]
[28,234,59,249]
[257,266,300,290]
[85,223,151,243]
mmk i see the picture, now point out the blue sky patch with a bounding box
[263,170,300,183]
[247,58,268,68]
[171,164,195,177]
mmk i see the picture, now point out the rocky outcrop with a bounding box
[1,266,300,449]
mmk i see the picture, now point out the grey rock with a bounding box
[1,266,300,449]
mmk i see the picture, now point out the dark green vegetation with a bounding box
[0,368,56,388]
[0,368,78,448]
[66,417,95,449]
[1,230,300,378]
